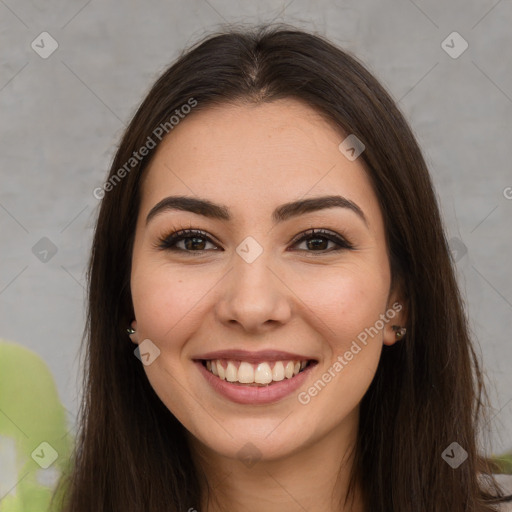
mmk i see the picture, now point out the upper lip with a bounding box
[192,349,317,364]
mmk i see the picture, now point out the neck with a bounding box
[187,410,365,512]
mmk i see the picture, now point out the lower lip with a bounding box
[195,361,316,405]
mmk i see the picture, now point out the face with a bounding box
[129,98,405,462]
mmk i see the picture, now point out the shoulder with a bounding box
[497,499,512,512]
[493,474,512,512]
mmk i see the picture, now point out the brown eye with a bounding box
[290,228,354,253]
[157,229,219,253]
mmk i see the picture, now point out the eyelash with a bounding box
[155,226,355,255]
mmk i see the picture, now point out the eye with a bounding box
[155,229,218,253]
[155,227,354,254]
[289,228,354,253]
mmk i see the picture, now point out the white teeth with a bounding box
[205,359,310,384]
[238,362,254,383]
[254,362,273,384]
[272,361,285,381]
[225,361,238,382]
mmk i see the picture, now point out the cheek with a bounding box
[293,268,389,420]
[130,260,200,344]
[293,263,390,352]
[130,261,204,418]
[131,257,219,334]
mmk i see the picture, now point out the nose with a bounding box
[215,248,292,334]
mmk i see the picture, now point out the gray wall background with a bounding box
[1,0,511,456]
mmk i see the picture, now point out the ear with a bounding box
[128,320,139,345]
[383,286,408,347]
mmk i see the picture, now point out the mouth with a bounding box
[198,358,316,386]
[193,354,318,405]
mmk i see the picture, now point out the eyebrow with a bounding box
[145,194,368,228]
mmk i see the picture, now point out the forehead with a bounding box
[139,98,382,232]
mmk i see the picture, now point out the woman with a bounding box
[55,24,512,511]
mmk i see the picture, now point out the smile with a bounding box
[202,359,310,385]
[193,351,318,405]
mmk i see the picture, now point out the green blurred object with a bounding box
[0,340,72,512]
[491,453,512,475]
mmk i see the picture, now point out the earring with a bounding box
[392,325,407,339]
[127,326,136,335]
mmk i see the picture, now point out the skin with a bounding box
[129,98,406,512]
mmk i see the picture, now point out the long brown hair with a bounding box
[54,23,512,511]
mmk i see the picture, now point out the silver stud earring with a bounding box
[127,326,136,335]
[392,325,407,339]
